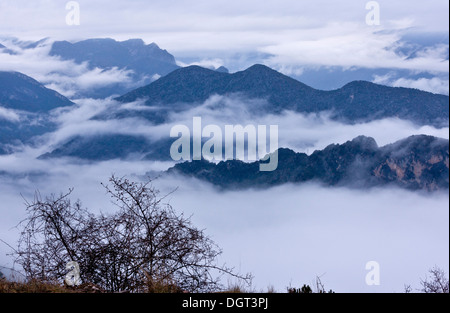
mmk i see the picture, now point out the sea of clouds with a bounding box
[0,33,448,292]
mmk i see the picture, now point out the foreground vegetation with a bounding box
[1,267,448,293]
[0,175,448,294]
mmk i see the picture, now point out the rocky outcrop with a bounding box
[167,135,449,191]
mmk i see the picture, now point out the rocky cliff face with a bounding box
[373,135,449,191]
[167,135,449,191]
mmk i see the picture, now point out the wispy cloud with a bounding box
[158,177,450,293]
[161,95,449,154]
[1,1,448,73]
[0,107,21,123]
[261,25,449,75]
[176,58,225,70]
[9,95,447,165]
[0,165,447,292]
[0,0,448,294]
[373,74,449,95]
[0,39,135,98]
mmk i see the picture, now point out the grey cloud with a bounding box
[0,93,448,292]
[261,27,449,76]
[160,95,449,155]
[159,178,449,293]
[0,39,136,99]
[0,107,21,123]
[1,1,448,76]
[0,168,447,292]
[0,0,448,291]
[373,74,449,95]
[16,94,449,164]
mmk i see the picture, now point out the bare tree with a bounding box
[14,189,94,283]
[420,266,449,293]
[13,175,251,293]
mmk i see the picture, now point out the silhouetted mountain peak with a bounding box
[381,134,449,157]
[243,64,277,74]
[315,136,379,162]
[235,64,309,87]
[275,147,299,157]
[347,135,379,150]
[216,66,229,73]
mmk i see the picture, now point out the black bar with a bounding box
[1,293,448,312]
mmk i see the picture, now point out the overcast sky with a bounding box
[1,0,448,69]
[1,1,448,38]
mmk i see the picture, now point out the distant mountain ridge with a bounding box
[0,71,73,154]
[116,64,315,109]
[35,64,449,161]
[0,71,73,112]
[50,38,178,75]
[49,38,180,98]
[167,135,450,191]
[116,64,449,126]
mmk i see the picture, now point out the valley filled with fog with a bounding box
[1,8,449,293]
[0,92,448,292]
[0,158,448,292]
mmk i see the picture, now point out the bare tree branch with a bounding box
[12,175,251,293]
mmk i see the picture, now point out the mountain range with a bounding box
[38,64,449,162]
[0,71,73,112]
[167,135,449,191]
[50,38,178,76]
[0,51,449,191]
[115,64,449,126]
[47,38,233,98]
[0,71,73,153]
[49,38,180,98]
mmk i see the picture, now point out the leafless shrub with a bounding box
[420,266,449,293]
[12,175,251,293]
